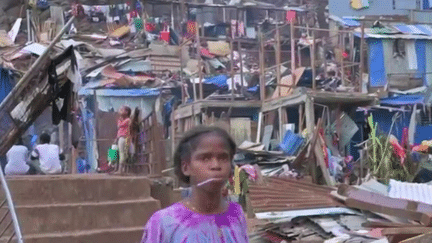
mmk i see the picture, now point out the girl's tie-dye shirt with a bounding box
[141,201,249,243]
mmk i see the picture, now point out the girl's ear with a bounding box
[181,160,191,177]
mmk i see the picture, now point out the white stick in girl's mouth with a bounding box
[197,178,225,187]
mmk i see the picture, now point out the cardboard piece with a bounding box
[207,41,231,56]
[110,26,130,39]
[230,118,251,146]
[272,67,306,99]
[0,30,13,47]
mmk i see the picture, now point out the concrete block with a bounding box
[16,199,160,235]
[4,175,152,205]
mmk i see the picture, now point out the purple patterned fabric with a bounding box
[141,201,249,243]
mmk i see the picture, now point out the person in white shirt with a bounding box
[5,138,37,175]
[30,133,64,175]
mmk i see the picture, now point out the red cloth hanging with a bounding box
[160,27,170,42]
[286,10,296,23]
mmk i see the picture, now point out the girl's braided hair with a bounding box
[173,125,237,184]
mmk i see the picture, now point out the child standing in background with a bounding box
[141,126,249,243]
[115,106,131,174]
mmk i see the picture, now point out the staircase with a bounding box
[1,175,160,243]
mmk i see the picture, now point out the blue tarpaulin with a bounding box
[380,95,425,106]
[368,39,387,87]
[341,18,361,27]
[0,68,13,104]
[204,75,228,88]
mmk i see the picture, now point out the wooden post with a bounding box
[290,21,296,83]
[171,3,175,29]
[311,30,316,90]
[238,39,245,89]
[256,112,263,143]
[276,23,282,97]
[340,31,345,86]
[278,107,283,142]
[196,22,203,100]
[305,97,315,140]
[259,26,265,102]
[171,108,176,158]
[299,104,304,132]
[230,38,235,100]
[238,10,245,89]
[359,23,365,93]
[92,90,99,170]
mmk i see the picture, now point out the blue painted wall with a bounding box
[329,0,408,18]
[370,109,432,144]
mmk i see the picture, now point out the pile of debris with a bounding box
[246,177,432,243]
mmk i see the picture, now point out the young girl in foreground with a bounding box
[141,126,249,243]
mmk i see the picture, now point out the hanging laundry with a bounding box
[230,20,245,38]
[186,20,197,39]
[351,0,369,10]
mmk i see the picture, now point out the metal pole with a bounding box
[0,168,23,243]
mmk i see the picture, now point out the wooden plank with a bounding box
[305,97,315,140]
[311,30,316,90]
[276,23,282,98]
[259,27,265,101]
[314,136,334,186]
[262,125,273,151]
[256,112,263,143]
[401,232,432,243]
[359,23,365,93]
[290,21,296,82]
[380,227,432,236]
[339,186,432,225]
[196,21,203,101]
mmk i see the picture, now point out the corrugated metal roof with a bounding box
[78,88,160,97]
[328,15,360,27]
[355,24,432,39]
[248,177,342,213]
[393,24,432,36]
[388,179,432,205]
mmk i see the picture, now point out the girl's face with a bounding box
[182,133,232,191]
[119,107,128,117]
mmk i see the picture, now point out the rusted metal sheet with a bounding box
[249,177,341,213]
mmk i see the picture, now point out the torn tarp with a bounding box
[380,94,425,106]
[0,68,13,104]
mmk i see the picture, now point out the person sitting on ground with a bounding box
[115,105,132,174]
[30,133,64,175]
[5,138,37,175]
[141,125,249,243]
